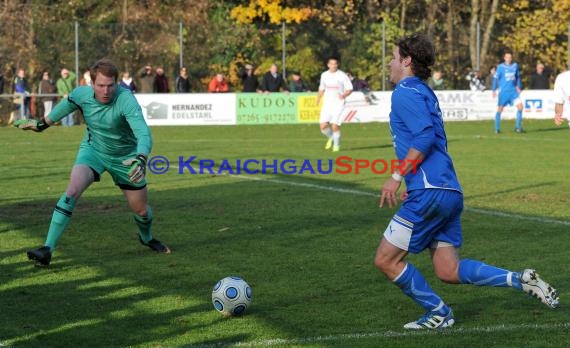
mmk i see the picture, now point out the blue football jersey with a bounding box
[492,62,522,93]
[389,76,462,192]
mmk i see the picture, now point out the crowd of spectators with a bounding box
[0,58,559,125]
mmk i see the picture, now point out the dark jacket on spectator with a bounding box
[39,78,57,101]
[119,79,137,93]
[176,76,191,93]
[137,68,155,93]
[529,72,550,89]
[261,72,288,92]
[351,78,370,92]
[238,69,259,92]
[289,79,309,92]
[154,74,170,93]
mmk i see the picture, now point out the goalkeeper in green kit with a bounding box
[14,58,170,266]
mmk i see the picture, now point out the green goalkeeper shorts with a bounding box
[74,142,147,190]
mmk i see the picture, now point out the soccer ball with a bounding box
[212,276,253,316]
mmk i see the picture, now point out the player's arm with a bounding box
[555,103,564,126]
[341,75,353,99]
[491,67,499,97]
[315,75,325,105]
[315,88,324,105]
[380,146,426,209]
[13,94,78,132]
[122,97,152,184]
[13,117,53,132]
[516,65,522,93]
[380,90,433,208]
[49,94,80,123]
[553,76,565,125]
[124,102,152,157]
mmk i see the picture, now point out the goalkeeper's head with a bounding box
[90,58,119,104]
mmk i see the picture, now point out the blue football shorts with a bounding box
[383,189,463,254]
[498,90,521,107]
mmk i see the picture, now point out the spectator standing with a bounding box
[289,71,310,92]
[56,68,77,127]
[13,68,31,121]
[529,63,550,90]
[175,67,191,93]
[80,69,92,86]
[238,64,259,92]
[208,73,229,93]
[119,71,137,92]
[38,71,57,119]
[153,67,169,93]
[348,72,377,104]
[427,70,448,90]
[466,70,486,91]
[261,64,288,93]
[137,64,155,93]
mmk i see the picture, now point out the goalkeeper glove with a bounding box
[122,154,147,184]
[13,118,50,132]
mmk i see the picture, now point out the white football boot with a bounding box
[403,309,455,330]
[520,269,559,308]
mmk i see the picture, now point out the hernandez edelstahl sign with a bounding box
[135,90,555,126]
[135,93,236,126]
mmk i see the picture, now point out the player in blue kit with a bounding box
[492,50,523,133]
[14,59,171,266]
[374,33,559,329]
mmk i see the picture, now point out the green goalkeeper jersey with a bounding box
[48,85,152,157]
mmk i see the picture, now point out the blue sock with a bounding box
[458,259,522,290]
[495,112,501,132]
[516,110,522,130]
[394,263,449,315]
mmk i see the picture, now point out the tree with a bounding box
[469,0,500,72]
[1,0,570,99]
[230,0,314,25]
[498,0,570,81]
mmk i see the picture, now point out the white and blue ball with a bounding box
[212,276,253,316]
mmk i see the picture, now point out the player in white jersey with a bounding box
[315,57,353,152]
[553,70,570,127]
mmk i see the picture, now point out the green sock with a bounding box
[134,205,153,243]
[45,194,76,250]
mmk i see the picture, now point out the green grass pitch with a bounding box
[1,119,569,347]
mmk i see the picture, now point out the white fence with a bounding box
[1,90,555,126]
[134,90,555,126]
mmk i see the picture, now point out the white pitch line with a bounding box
[465,207,570,226]
[165,164,570,226]
[188,322,570,347]
[226,172,379,198]
[159,167,570,347]
[218,172,570,227]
